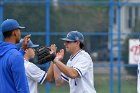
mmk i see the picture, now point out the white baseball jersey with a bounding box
[24,59,47,93]
[137,59,140,93]
[61,50,96,93]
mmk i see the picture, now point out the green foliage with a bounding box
[3,3,109,33]
[59,0,109,1]
[51,5,109,32]
[4,4,46,32]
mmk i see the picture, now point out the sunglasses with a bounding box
[65,41,77,43]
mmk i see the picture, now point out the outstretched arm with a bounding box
[45,62,54,82]
[54,49,80,79]
[53,64,66,86]
[45,44,57,82]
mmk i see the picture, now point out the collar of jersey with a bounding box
[24,58,29,62]
[70,49,82,61]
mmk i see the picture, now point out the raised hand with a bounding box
[50,44,57,54]
[56,49,64,61]
[22,34,31,51]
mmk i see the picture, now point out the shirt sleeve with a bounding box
[73,56,91,77]
[11,54,30,93]
[19,48,25,56]
[25,62,47,84]
[61,73,69,82]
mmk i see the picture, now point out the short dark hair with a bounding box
[3,30,13,38]
[80,42,84,49]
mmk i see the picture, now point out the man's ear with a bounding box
[12,30,17,37]
[76,41,80,45]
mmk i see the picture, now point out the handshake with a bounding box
[36,44,63,64]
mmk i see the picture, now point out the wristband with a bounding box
[53,57,59,64]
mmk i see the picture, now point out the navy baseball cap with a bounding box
[1,19,25,33]
[16,39,39,49]
[61,31,84,43]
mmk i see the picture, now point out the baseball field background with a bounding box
[38,64,137,93]
[0,0,140,93]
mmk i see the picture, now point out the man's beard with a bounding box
[15,38,20,44]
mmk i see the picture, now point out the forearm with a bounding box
[46,62,54,82]
[53,49,79,78]
[55,61,79,79]
[54,64,65,86]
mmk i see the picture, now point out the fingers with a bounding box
[22,34,31,50]
[56,49,64,60]
[24,34,31,38]
[44,44,64,60]
[59,49,64,56]
[23,34,31,42]
[50,44,57,53]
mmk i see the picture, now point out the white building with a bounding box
[112,0,140,59]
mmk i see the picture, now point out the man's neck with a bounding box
[5,37,16,44]
[71,48,81,57]
[24,55,30,61]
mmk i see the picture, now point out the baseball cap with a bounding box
[1,19,25,33]
[61,31,84,43]
[16,39,39,49]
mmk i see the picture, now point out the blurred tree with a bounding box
[3,1,109,61]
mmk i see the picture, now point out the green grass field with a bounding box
[95,74,137,93]
[38,74,137,93]
[38,82,69,93]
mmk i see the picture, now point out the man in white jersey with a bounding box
[17,39,55,93]
[53,31,96,93]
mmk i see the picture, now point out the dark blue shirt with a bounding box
[0,42,30,93]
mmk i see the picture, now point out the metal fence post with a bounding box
[117,1,121,93]
[46,0,50,46]
[109,0,114,93]
[46,0,50,93]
